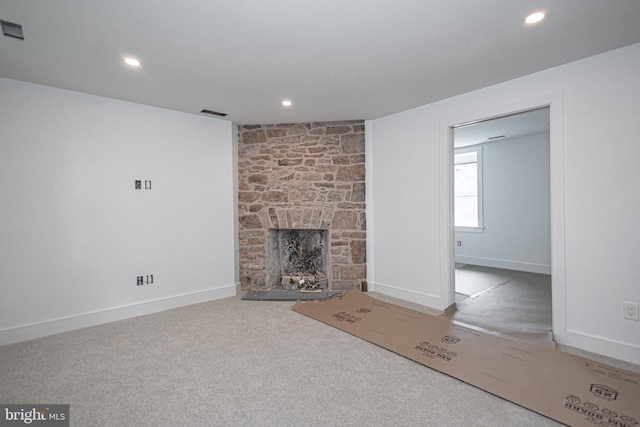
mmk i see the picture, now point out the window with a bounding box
[454,146,483,231]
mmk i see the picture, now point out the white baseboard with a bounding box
[455,255,551,274]
[0,284,237,346]
[236,282,242,294]
[556,329,640,366]
[368,282,449,311]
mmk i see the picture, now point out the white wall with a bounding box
[0,78,236,345]
[455,133,551,274]
[369,43,640,364]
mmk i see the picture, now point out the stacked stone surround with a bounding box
[237,120,366,291]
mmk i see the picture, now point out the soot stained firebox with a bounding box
[266,229,329,288]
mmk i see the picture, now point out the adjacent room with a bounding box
[452,108,553,342]
[1,1,639,425]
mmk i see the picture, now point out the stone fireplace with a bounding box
[237,120,366,291]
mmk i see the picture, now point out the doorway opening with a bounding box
[450,107,553,343]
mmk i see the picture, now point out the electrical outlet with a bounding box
[623,301,639,321]
[137,275,154,286]
[457,241,462,247]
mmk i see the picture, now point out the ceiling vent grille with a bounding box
[1,20,24,40]
[201,109,227,117]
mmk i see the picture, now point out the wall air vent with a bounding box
[1,20,24,40]
[200,109,227,117]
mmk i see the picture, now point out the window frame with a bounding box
[454,145,484,233]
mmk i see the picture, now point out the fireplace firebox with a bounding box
[266,229,329,288]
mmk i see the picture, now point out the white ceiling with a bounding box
[1,1,639,125]
[454,107,550,148]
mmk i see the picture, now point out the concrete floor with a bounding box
[452,264,553,344]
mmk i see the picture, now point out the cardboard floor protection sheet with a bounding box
[293,290,640,427]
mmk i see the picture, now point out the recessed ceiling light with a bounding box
[124,57,141,67]
[282,100,292,107]
[525,12,545,24]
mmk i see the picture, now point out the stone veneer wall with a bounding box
[237,120,366,290]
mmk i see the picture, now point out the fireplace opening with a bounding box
[267,229,329,290]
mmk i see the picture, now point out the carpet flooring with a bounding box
[1,291,637,426]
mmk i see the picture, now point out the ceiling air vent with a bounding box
[201,109,227,117]
[1,20,24,40]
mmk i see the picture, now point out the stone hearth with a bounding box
[238,120,366,291]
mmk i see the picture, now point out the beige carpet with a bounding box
[1,292,637,426]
